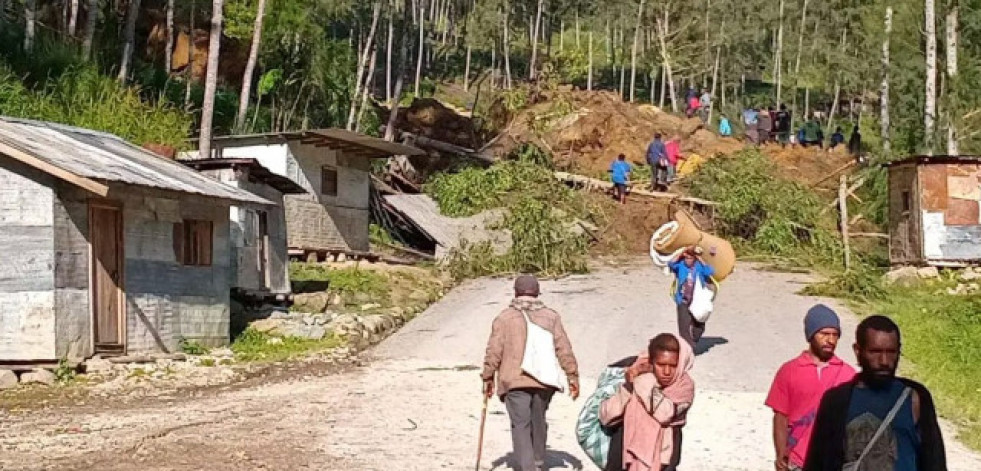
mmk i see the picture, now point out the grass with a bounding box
[289,264,390,300]
[231,328,345,363]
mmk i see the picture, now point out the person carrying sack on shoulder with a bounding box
[482,275,580,471]
[669,246,715,349]
[599,333,695,471]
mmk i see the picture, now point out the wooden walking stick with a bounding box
[475,394,489,471]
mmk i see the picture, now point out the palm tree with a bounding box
[235,0,268,132]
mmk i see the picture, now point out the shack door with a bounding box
[258,211,269,289]
[90,203,125,354]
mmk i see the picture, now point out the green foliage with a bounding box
[686,149,841,265]
[289,263,389,299]
[231,327,343,363]
[178,338,210,356]
[54,358,76,384]
[198,358,217,367]
[427,160,591,278]
[800,266,888,301]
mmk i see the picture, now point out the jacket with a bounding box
[481,297,579,398]
[668,260,714,305]
[803,377,947,471]
[647,140,667,166]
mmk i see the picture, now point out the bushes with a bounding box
[686,149,842,265]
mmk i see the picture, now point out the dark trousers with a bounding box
[505,388,555,471]
[606,426,683,471]
[676,303,705,349]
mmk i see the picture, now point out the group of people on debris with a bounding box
[685,87,713,123]
[740,104,864,156]
[606,133,685,204]
[481,269,949,471]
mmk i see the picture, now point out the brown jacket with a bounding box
[481,297,579,398]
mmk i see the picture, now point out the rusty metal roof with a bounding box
[885,155,981,167]
[0,117,272,204]
[205,129,426,158]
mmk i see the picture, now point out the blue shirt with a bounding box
[846,379,919,471]
[667,260,714,305]
[719,118,732,136]
[647,140,667,165]
[610,160,632,184]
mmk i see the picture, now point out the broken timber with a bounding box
[553,171,719,207]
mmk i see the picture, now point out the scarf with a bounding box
[621,337,696,471]
[510,296,546,313]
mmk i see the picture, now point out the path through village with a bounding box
[1,260,980,470]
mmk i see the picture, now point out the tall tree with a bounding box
[774,0,784,104]
[117,0,143,82]
[945,1,958,155]
[386,0,395,101]
[628,0,645,102]
[348,0,383,129]
[68,0,79,36]
[880,6,892,155]
[386,0,412,141]
[529,0,544,79]
[165,0,175,73]
[235,0,268,132]
[414,0,425,96]
[924,0,937,154]
[503,4,512,88]
[199,0,225,159]
[81,0,98,59]
[24,0,36,52]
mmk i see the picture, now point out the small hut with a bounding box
[887,155,981,266]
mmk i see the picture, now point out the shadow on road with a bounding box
[490,449,585,470]
[694,336,729,355]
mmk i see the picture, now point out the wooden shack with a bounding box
[195,130,423,258]
[0,118,271,363]
[181,158,306,298]
[887,155,981,266]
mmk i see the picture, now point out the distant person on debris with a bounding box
[804,315,947,471]
[718,114,732,137]
[647,133,669,191]
[743,108,760,144]
[609,153,633,204]
[757,108,774,145]
[766,305,856,471]
[686,86,698,103]
[600,333,696,471]
[848,125,863,162]
[668,246,715,349]
[665,135,684,183]
[482,275,580,471]
[699,89,712,123]
[775,104,792,147]
[829,127,845,150]
[686,94,701,119]
[801,118,823,148]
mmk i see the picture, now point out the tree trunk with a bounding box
[790,0,808,131]
[575,11,580,48]
[82,0,98,59]
[775,0,784,104]
[117,0,142,82]
[414,1,425,96]
[24,0,36,52]
[924,0,937,154]
[386,0,394,101]
[559,20,564,51]
[163,0,175,73]
[234,0,266,132]
[709,45,721,124]
[462,0,475,91]
[804,87,809,120]
[881,6,892,155]
[184,0,196,113]
[349,0,383,130]
[587,30,593,90]
[68,0,79,36]
[356,46,379,133]
[655,9,677,112]
[827,79,840,134]
[659,65,666,108]
[386,0,412,142]
[198,0,224,159]
[629,0,646,102]
[529,0,543,79]
[945,3,958,155]
[503,6,512,88]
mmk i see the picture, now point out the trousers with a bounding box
[505,388,555,471]
[676,303,705,349]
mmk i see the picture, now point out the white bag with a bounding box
[688,276,715,323]
[519,309,567,392]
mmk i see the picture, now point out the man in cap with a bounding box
[765,304,857,471]
[481,275,580,471]
[668,246,715,349]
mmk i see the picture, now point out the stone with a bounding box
[882,267,920,286]
[293,292,330,313]
[960,270,981,281]
[0,369,18,389]
[917,266,940,279]
[84,357,114,375]
[277,323,328,340]
[408,289,431,302]
[329,293,343,306]
[210,347,234,358]
[20,369,56,386]
[360,303,382,311]
[346,291,375,306]
[249,318,286,333]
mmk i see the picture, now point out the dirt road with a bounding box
[1,261,979,470]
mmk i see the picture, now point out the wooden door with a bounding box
[258,211,269,289]
[90,203,125,354]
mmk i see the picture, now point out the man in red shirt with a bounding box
[765,304,856,471]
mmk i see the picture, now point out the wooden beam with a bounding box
[839,174,851,270]
[850,232,889,239]
[810,160,857,188]
[0,141,109,196]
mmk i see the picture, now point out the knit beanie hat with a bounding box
[514,275,540,296]
[804,304,841,340]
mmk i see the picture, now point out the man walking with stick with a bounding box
[481,275,580,471]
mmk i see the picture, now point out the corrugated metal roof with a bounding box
[0,117,271,204]
[885,155,981,167]
[383,194,509,258]
[206,129,426,158]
